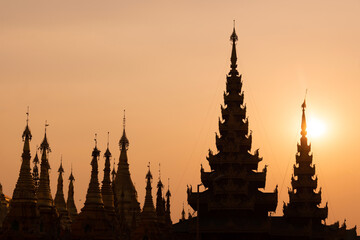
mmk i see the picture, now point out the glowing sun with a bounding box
[307,117,326,138]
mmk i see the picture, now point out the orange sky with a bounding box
[1,0,360,227]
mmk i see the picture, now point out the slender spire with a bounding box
[83,135,103,208]
[67,165,78,220]
[54,156,71,230]
[165,178,172,225]
[102,133,115,212]
[229,20,239,76]
[11,111,36,201]
[141,163,156,219]
[55,156,66,210]
[156,163,165,221]
[301,99,307,138]
[2,110,41,236]
[37,122,53,208]
[119,110,129,151]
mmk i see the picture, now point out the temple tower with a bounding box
[114,112,141,224]
[54,158,71,231]
[165,182,172,226]
[155,166,166,224]
[37,124,60,238]
[101,134,115,214]
[132,165,171,240]
[1,114,41,239]
[71,137,114,240]
[283,100,328,226]
[66,167,78,221]
[177,25,278,239]
[141,164,156,221]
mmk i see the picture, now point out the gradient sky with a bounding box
[1,0,360,227]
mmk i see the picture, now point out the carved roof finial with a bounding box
[26,106,29,125]
[94,133,98,148]
[58,155,64,173]
[107,131,110,149]
[123,109,126,130]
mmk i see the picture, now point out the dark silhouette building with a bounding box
[173,26,358,240]
[0,25,358,240]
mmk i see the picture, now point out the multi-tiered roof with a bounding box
[187,26,277,218]
[283,100,328,225]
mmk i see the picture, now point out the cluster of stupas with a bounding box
[0,113,172,240]
[0,26,359,240]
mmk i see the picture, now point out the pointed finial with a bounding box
[45,120,49,133]
[302,89,307,110]
[58,155,64,173]
[26,106,29,125]
[159,163,161,180]
[107,131,110,149]
[94,133,97,147]
[123,109,126,130]
[230,20,238,43]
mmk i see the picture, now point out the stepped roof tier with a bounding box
[174,25,277,239]
[1,115,41,239]
[187,25,277,217]
[71,138,115,240]
[113,112,141,224]
[283,101,328,225]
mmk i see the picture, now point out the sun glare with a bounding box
[307,117,326,138]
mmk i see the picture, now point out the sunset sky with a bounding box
[1,0,360,227]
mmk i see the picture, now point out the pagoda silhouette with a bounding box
[0,25,358,240]
[173,26,357,240]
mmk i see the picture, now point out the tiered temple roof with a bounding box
[187,25,277,219]
[283,101,328,225]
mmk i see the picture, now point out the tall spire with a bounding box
[156,163,165,222]
[2,111,40,236]
[283,100,328,226]
[229,20,239,76]
[141,163,156,220]
[165,178,172,225]
[67,165,78,221]
[54,156,71,231]
[119,110,129,152]
[71,136,116,240]
[301,99,307,138]
[37,121,53,208]
[83,134,104,208]
[102,132,115,213]
[114,111,140,224]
